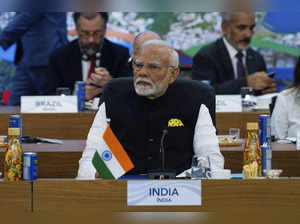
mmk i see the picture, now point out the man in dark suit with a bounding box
[48,12,131,100]
[0,13,68,105]
[192,12,276,95]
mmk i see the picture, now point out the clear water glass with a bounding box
[191,155,211,179]
[229,128,240,140]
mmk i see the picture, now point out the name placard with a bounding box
[21,96,78,113]
[216,95,242,112]
[127,180,202,206]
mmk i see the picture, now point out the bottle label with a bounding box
[8,128,20,136]
[4,138,23,181]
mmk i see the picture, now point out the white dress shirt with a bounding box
[223,38,247,79]
[271,88,300,139]
[81,59,101,82]
[81,60,91,82]
[77,103,224,179]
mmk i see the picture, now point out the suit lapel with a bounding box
[217,39,235,81]
[99,39,112,72]
[246,49,256,75]
[70,40,83,81]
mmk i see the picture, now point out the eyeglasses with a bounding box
[133,61,162,72]
[133,61,176,73]
[132,61,176,72]
[78,30,104,39]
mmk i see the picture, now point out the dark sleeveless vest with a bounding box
[103,78,215,175]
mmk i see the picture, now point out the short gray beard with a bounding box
[134,78,157,96]
[134,76,169,99]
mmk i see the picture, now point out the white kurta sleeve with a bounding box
[76,103,108,179]
[271,93,289,139]
[193,104,224,170]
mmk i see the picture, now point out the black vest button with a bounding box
[149,138,154,142]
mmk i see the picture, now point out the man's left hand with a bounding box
[85,84,102,101]
[86,67,112,88]
[261,82,277,94]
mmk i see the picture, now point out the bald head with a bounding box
[132,31,161,58]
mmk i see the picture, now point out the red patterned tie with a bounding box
[88,57,96,79]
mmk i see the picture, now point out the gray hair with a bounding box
[140,40,179,67]
[221,12,255,22]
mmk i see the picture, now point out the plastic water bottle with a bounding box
[261,143,272,176]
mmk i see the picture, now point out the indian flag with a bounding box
[92,124,134,179]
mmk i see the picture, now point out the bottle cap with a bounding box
[247,122,258,130]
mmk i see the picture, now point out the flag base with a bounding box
[148,170,176,180]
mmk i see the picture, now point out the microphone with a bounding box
[148,128,176,180]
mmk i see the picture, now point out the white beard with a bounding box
[134,76,169,98]
[134,78,157,96]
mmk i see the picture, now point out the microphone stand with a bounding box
[148,129,176,180]
[161,129,167,171]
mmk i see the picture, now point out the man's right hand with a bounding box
[85,84,102,101]
[247,72,276,93]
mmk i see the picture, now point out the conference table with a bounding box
[32,179,300,212]
[0,181,32,212]
[0,106,267,139]
[0,140,299,178]
[1,141,300,218]
[0,106,96,139]
[1,178,300,215]
[2,108,298,220]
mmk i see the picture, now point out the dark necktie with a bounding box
[236,51,245,79]
[88,56,96,79]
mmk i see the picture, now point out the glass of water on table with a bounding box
[191,155,211,179]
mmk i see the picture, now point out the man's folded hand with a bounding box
[247,71,276,93]
[85,84,102,100]
[87,67,112,88]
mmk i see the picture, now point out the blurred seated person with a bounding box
[77,40,224,179]
[271,57,300,139]
[48,12,131,100]
[129,31,161,67]
[0,13,68,105]
[192,12,276,95]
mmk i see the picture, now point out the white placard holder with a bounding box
[127,180,202,206]
[216,95,242,112]
[21,96,78,113]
